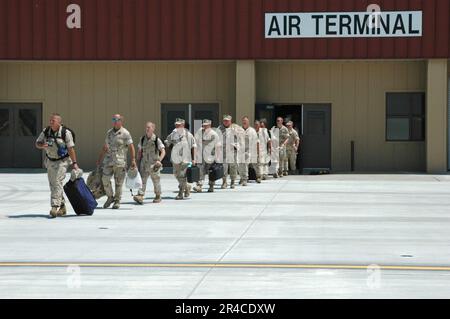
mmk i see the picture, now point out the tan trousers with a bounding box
[173,163,189,191]
[287,148,298,171]
[102,165,127,201]
[46,157,72,207]
[139,164,162,196]
[279,147,288,173]
[222,163,238,183]
[198,163,215,187]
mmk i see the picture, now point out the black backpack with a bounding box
[140,135,160,155]
[44,125,76,143]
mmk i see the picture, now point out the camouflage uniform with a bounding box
[286,128,300,172]
[165,128,197,196]
[218,123,241,187]
[257,127,271,178]
[239,126,259,182]
[87,167,106,199]
[195,127,221,190]
[102,127,134,202]
[272,125,290,176]
[137,134,165,198]
[36,126,74,208]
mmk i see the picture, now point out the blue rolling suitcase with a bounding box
[64,178,98,216]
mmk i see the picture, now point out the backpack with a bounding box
[44,125,76,143]
[140,135,160,155]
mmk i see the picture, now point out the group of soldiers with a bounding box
[36,113,300,218]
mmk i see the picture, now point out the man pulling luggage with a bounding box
[35,113,79,218]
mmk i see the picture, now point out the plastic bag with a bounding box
[126,169,143,190]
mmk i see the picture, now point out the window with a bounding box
[17,109,38,136]
[0,109,10,136]
[386,93,425,141]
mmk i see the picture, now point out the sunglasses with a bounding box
[112,118,122,123]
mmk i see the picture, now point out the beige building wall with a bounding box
[426,59,448,173]
[236,60,256,124]
[0,61,236,168]
[256,60,427,172]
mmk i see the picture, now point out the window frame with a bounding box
[385,92,426,142]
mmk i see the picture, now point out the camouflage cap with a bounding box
[175,118,185,125]
[202,119,212,126]
[223,115,232,121]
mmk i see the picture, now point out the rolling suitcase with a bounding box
[248,166,257,181]
[64,178,98,216]
[187,165,200,183]
[208,163,224,181]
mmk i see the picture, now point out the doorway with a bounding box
[302,104,332,171]
[255,103,332,173]
[0,103,43,168]
[161,103,220,167]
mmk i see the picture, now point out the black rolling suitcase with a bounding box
[208,163,224,181]
[187,165,200,183]
[64,178,98,216]
[248,166,257,181]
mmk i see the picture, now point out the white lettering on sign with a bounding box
[66,4,81,29]
[265,11,422,38]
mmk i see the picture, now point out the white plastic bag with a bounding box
[126,169,143,190]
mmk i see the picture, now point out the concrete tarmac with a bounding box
[1,173,450,298]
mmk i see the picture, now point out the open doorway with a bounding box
[255,103,331,174]
[256,104,302,173]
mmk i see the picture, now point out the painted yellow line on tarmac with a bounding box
[0,262,450,271]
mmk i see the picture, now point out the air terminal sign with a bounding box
[265,11,423,38]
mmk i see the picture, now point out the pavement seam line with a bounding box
[185,180,289,299]
[1,263,450,271]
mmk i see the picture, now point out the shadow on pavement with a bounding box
[8,214,50,219]
[8,214,86,219]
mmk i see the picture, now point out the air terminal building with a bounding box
[0,0,449,173]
